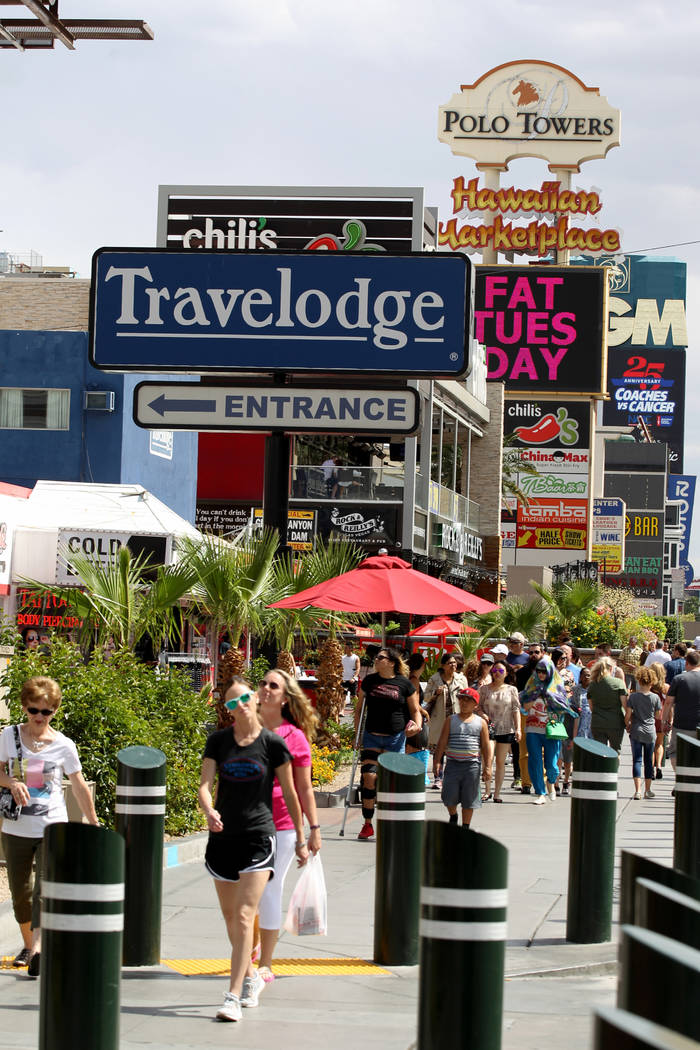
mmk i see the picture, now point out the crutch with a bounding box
[339,695,367,837]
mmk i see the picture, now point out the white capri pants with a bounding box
[258,828,298,929]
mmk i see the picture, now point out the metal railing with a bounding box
[291,464,405,502]
[429,481,480,532]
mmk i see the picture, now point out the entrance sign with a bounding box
[438,61,621,168]
[592,498,625,575]
[90,249,472,378]
[134,383,420,434]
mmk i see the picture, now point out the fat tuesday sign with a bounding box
[438,60,621,168]
[90,249,472,378]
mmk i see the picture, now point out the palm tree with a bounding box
[530,579,600,636]
[464,595,546,648]
[178,528,280,675]
[502,434,540,508]
[20,545,195,655]
[263,537,364,664]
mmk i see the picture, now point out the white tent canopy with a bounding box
[9,481,202,586]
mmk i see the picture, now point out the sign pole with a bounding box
[263,431,290,557]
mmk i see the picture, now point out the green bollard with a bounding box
[674,734,700,879]
[618,926,700,1040]
[373,752,425,965]
[417,822,508,1050]
[594,1006,700,1050]
[39,823,124,1050]
[566,738,618,943]
[635,878,700,951]
[619,850,700,927]
[115,745,166,965]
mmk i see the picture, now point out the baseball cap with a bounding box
[479,652,495,664]
[491,644,509,656]
[457,687,480,703]
[508,632,526,644]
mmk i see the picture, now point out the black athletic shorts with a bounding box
[205,832,276,883]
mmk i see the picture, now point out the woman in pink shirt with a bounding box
[257,669,322,981]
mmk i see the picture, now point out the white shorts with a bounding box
[258,828,298,929]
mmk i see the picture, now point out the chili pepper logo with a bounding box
[513,407,579,446]
[305,219,384,252]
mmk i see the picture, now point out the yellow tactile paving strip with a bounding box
[162,957,390,977]
[0,956,26,970]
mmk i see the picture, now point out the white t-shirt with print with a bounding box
[0,725,81,838]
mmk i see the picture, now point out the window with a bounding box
[0,388,70,429]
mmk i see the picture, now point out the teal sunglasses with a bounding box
[224,692,253,711]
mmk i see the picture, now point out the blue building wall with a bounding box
[0,330,197,521]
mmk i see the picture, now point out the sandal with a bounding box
[257,966,275,984]
[481,793,493,802]
[493,797,503,803]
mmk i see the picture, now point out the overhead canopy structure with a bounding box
[0,1,153,51]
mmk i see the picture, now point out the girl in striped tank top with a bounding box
[434,688,490,827]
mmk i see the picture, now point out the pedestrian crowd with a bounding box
[3,630,700,1028]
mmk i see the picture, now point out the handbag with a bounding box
[0,726,23,822]
[283,854,328,936]
[545,718,568,740]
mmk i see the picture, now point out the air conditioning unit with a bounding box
[84,390,115,412]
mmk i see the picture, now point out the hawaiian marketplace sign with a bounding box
[438,60,621,168]
[438,176,621,257]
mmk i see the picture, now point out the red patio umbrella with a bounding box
[270,554,498,637]
[407,617,477,639]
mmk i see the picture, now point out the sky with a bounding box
[1,0,699,566]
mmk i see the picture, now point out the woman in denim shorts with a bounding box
[355,647,421,841]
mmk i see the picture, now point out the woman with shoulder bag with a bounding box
[0,676,99,976]
[425,653,467,789]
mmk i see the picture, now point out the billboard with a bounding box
[476,265,607,394]
[667,474,696,586]
[158,186,424,253]
[584,254,687,350]
[90,249,472,378]
[602,348,685,470]
[504,399,590,447]
[592,497,625,575]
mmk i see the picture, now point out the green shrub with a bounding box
[1,639,211,836]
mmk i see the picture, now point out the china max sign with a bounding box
[438,60,621,168]
[90,249,471,378]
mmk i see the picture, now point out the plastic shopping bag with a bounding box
[283,854,327,936]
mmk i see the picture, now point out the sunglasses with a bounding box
[224,692,254,711]
[492,666,506,674]
[26,636,39,642]
[26,706,55,717]
[375,654,391,661]
[536,670,548,675]
[260,680,282,690]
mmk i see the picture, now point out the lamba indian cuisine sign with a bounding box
[439,176,621,256]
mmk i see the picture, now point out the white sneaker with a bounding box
[548,783,556,801]
[644,789,656,799]
[533,795,546,805]
[216,992,242,1022]
[240,969,265,1008]
[633,791,642,800]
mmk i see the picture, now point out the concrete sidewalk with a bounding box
[0,756,675,1049]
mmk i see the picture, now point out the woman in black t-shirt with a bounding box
[198,677,309,1023]
[354,647,420,841]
